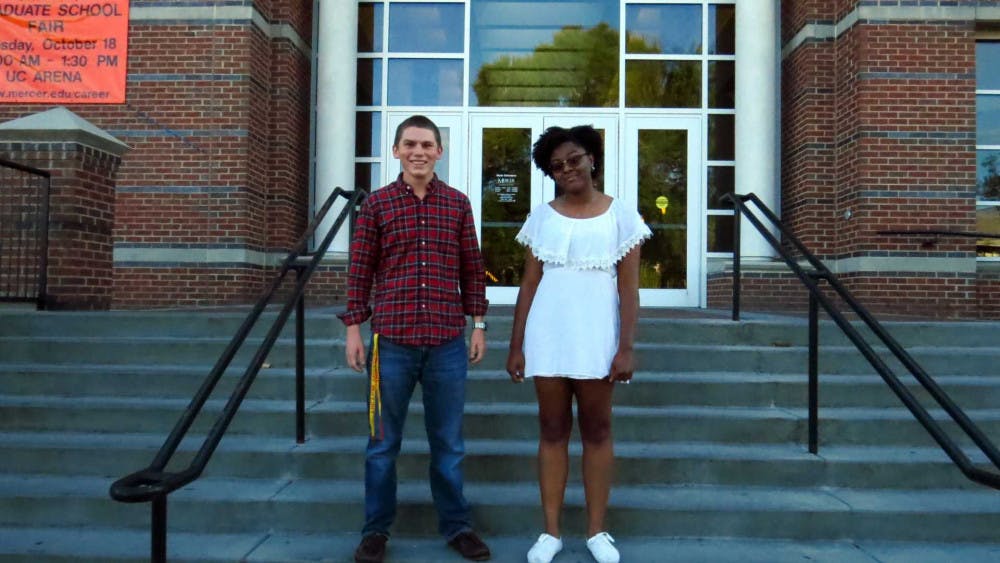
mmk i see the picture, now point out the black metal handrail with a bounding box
[109,187,367,562]
[725,192,1000,490]
[0,157,50,309]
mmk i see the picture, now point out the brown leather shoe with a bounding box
[354,533,388,563]
[447,530,491,561]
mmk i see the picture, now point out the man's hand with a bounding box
[469,327,486,365]
[344,325,366,372]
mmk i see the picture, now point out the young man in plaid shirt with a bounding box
[338,115,491,563]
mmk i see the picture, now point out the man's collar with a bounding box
[393,173,441,194]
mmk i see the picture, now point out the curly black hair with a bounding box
[531,125,604,180]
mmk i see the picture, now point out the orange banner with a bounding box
[0,1,128,104]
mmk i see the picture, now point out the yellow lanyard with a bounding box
[368,333,383,440]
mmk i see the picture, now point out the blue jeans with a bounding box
[363,335,472,539]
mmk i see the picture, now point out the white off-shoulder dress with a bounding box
[515,198,652,379]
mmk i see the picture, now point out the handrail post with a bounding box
[808,284,819,455]
[731,202,742,321]
[152,495,167,563]
[295,266,307,444]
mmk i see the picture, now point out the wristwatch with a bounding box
[472,320,488,331]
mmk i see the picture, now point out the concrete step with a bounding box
[0,432,988,491]
[2,364,999,410]
[4,308,999,348]
[1,395,998,448]
[2,335,999,376]
[3,527,998,563]
[1,474,998,542]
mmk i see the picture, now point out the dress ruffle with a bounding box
[515,198,652,271]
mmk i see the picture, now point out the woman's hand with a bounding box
[506,349,526,383]
[608,348,634,384]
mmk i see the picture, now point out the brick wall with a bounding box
[760,0,991,319]
[0,1,315,309]
[0,142,120,309]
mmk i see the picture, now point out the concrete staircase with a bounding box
[1,307,999,562]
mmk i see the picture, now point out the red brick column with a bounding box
[0,108,128,310]
[715,0,982,319]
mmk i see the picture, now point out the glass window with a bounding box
[707,165,734,209]
[978,204,1000,257]
[355,162,381,192]
[626,4,701,55]
[357,59,382,106]
[355,112,381,157]
[389,3,465,53]
[708,5,735,55]
[708,61,734,108]
[707,214,734,253]
[626,60,701,108]
[358,3,383,52]
[977,42,1000,91]
[470,0,619,107]
[708,114,735,160]
[977,41,1000,259]
[976,94,1000,145]
[977,149,1000,201]
[388,59,464,106]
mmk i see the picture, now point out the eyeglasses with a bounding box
[549,152,588,173]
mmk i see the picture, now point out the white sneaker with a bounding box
[586,532,620,563]
[527,533,563,563]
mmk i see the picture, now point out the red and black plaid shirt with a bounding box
[338,175,489,346]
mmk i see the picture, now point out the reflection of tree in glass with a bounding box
[980,154,1000,200]
[474,24,701,109]
[481,129,532,285]
[474,23,619,107]
[636,131,687,289]
[625,27,701,108]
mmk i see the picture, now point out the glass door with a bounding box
[469,114,545,304]
[623,115,703,307]
[471,114,703,307]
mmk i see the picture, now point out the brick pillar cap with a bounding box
[0,106,129,157]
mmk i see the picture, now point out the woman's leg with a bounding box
[533,376,574,537]
[573,378,615,536]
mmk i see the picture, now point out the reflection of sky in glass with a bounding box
[469,0,619,105]
[626,4,701,54]
[368,112,381,156]
[977,95,1000,145]
[388,59,463,106]
[978,42,1000,91]
[438,127,451,184]
[389,3,465,53]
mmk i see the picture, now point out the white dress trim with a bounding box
[515,198,652,271]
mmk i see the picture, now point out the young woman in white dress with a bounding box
[506,125,651,563]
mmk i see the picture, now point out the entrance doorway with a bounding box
[470,113,703,307]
